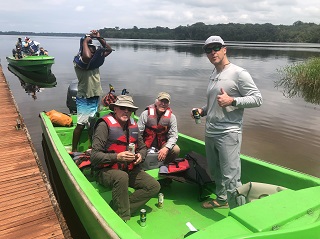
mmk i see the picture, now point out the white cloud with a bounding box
[239,14,250,21]
[0,0,319,33]
[75,6,85,12]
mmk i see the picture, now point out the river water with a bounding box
[1,35,320,238]
[1,35,320,178]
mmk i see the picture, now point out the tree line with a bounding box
[0,31,83,38]
[99,21,320,43]
[2,21,320,43]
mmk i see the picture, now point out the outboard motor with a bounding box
[66,80,78,114]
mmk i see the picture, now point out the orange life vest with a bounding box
[143,105,172,149]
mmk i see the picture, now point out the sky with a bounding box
[1,0,320,34]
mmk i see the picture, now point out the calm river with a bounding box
[1,35,320,178]
[1,35,320,238]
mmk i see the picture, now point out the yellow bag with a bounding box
[45,110,73,127]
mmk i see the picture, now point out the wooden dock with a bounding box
[0,65,70,239]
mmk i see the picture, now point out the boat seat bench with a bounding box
[188,186,320,239]
[230,186,320,232]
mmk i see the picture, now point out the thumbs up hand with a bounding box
[220,88,227,95]
[217,88,233,107]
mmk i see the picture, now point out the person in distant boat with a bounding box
[16,37,22,48]
[12,37,23,59]
[71,30,113,152]
[91,95,160,221]
[39,47,48,55]
[21,37,30,56]
[192,36,263,209]
[22,37,40,56]
[138,92,180,166]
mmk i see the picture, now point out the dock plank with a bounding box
[0,66,69,238]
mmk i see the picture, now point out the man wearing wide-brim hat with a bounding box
[91,95,160,221]
[108,95,139,111]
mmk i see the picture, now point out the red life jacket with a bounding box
[70,151,91,170]
[143,105,172,149]
[98,114,139,171]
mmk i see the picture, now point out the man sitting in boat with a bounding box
[39,47,48,56]
[138,92,180,168]
[90,95,160,221]
[22,37,40,56]
[12,37,23,59]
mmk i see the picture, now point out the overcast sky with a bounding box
[1,0,319,34]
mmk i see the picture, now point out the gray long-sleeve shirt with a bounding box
[202,63,262,135]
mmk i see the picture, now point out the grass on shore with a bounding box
[276,57,320,105]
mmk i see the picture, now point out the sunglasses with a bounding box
[204,45,224,54]
[159,99,169,104]
[119,106,134,112]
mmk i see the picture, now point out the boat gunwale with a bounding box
[6,56,55,69]
[40,112,133,239]
[6,55,55,61]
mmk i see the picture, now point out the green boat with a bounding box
[6,55,55,74]
[40,110,320,239]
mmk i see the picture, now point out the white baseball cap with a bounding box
[203,36,225,49]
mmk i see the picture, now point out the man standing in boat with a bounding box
[192,36,263,209]
[90,95,160,221]
[72,30,113,152]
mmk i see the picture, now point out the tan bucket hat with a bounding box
[109,95,138,111]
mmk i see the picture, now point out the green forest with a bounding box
[99,21,320,43]
[1,21,320,43]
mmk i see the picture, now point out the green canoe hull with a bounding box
[40,111,320,239]
[6,55,54,74]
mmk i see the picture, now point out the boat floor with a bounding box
[87,171,228,239]
[55,121,229,236]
